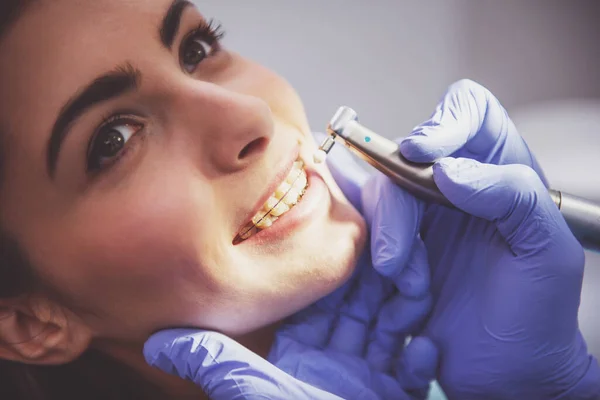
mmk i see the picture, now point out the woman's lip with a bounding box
[234,147,300,238]
[235,167,329,245]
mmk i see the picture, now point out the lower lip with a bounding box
[240,169,329,245]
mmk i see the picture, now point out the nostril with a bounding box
[238,137,268,160]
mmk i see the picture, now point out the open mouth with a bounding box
[234,157,308,243]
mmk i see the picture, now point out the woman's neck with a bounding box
[95,322,281,399]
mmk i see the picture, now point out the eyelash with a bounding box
[85,20,226,177]
[192,18,225,47]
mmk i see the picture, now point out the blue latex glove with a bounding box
[143,250,439,399]
[356,79,600,399]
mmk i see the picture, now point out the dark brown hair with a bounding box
[0,1,166,398]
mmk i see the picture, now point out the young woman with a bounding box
[0,0,370,397]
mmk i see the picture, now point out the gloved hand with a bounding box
[143,251,439,399]
[352,79,600,399]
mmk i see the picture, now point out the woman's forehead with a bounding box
[0,0,201,80]
[2,0,195,52]
[4,0,180,34]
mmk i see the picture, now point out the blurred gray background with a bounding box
[198,1,599,397]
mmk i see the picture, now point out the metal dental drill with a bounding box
[315,106,600,252]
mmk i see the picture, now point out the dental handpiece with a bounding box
[315,106,600,253]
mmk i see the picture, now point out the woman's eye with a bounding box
[87,121,143,172]
[181,37,214,73]
[179,20,225,73]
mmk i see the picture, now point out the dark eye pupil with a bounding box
[184,40,207,65]
[98,128,124,157]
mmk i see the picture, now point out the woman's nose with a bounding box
[213,98,273,173]
[170,83,275,174]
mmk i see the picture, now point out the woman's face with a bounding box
[0,0,366,341]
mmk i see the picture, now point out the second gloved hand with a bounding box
[355,79,600,399]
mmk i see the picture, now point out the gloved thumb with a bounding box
[144,329,341,400]
[432,157,580,256]
[399,79,491,163]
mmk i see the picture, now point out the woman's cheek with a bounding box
[54,180,216,302]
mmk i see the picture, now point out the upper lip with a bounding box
[235,146,301,235]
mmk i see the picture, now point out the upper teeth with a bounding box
[239,160,308,240]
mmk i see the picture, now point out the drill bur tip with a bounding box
[313,149,327,164]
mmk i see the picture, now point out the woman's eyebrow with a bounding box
[46,63,141,178]
[160,0,193,50]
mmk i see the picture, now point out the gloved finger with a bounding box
[327,263,394,356]
[313,131,371,212]
[395,238,430,299]
[365,293,433,372]
[432,157,581,257]
[362,172,424,281]
[400,79,539,169]
[144,329,342,400]
[364,328,402,374]
[394,336,439,397]
[378,294,433,338]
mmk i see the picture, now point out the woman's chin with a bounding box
[308,214,368,302]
